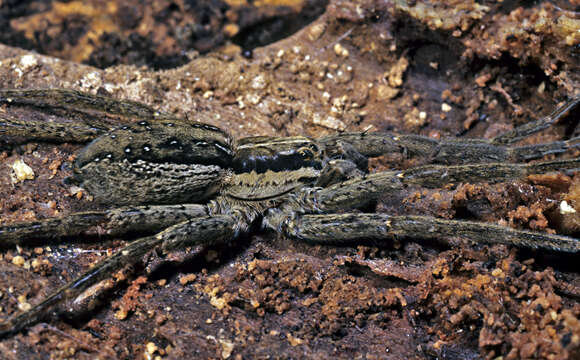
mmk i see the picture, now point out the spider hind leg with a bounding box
[0,88,175,143]
[491,96,580,145]
[0,204,209,246]
[301,158,580,214]
[316,159,365,187]
[0,214,239,338]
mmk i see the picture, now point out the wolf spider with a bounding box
[0,88,578,337]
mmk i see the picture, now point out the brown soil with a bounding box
[0,0,579,359]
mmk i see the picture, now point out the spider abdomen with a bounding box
[78,158,225,205]
[72,119,234,205]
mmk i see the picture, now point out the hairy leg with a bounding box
[0,88,175,143]
[492,96,580,145]
[265,158,580,253]
[319,96,580,165]
[0,204,209,246]
[293,158,580,212]
[275,213,579,252]
[0,214,238,338]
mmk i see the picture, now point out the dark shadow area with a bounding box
[0,0,328,69]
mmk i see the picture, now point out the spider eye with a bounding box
[298,148,314,159]
[309,143,319,153]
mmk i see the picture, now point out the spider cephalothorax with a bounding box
[0,88,578,337]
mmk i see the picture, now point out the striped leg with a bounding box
[0,204,208,246]
[276,213,579,253]
[0,88,175,143]
[0,214,238,338]
[318,96,580,165]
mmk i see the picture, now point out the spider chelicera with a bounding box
[0,88,578,337]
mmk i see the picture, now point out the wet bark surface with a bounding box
[0,0,579,359]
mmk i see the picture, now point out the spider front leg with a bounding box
[0,89,165,120]
[272,213,579,253]
[305,158,580,212]
[0,214,239,338]
[274,158,580,252]
[319,96,580,165]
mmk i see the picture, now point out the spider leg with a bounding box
[298,158,580,213]
[427,135,580,164]
[0,113,105,143]
[0,88,169,121]
[500,136,580,162]
[272,158,580,252]
[319,96,580,165]
[271,213,579,253]
[0,204,208,246]
[492,96,580,145]
[0,214,238,337]
[397,158,580,188]
[320,132,580,166]
[316,159,365,187]
[0,88,174,143]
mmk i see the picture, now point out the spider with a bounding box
[0,88,578,338]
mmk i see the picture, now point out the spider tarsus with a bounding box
[491,96,580,145]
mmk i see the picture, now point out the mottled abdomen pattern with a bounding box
[73,119,234,205]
